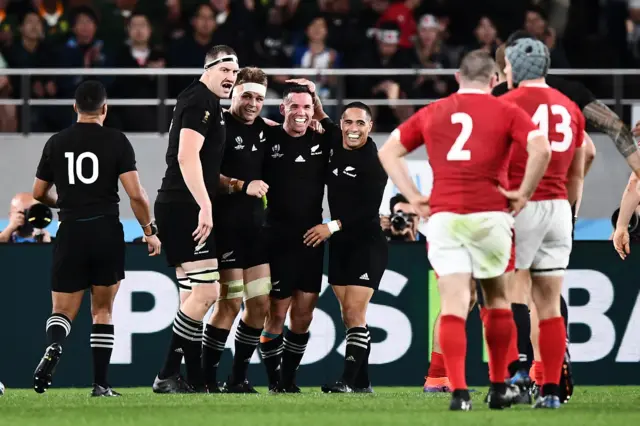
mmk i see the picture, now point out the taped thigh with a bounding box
[185,267,220,287]
[218,279,244,300]
[244,277,272,300]
[177,276,192,293]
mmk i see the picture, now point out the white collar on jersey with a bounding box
[519,82,550,88]
[457,88,489,94]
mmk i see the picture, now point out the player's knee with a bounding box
[245,294,270,321]
[185,267,220,307]
[289,308,313,332]
[190,284,219,309]
[216,298,242,319]
[341,305,366,329]
[266,307,287,329]
[91,306,113,324]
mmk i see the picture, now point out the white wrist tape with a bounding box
[327,220,340,234]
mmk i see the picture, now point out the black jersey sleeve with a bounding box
[181,97,216,137]
[491,82,509,97]
[35,138,54,182]
[118,134,137,175]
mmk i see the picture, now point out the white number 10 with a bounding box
[65,152,99,185]
[447,112,473,161]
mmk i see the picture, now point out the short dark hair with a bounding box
[390,193,408,212]
[459,49,496,84]
[74,80,107,114]
[236,67,268,87]
[525,5,548,22]
[204,45,237,68]
[128,11,150,25]
[19,8,40,26]
[71,6,99,27]
[342,101,372,120]
[282,84,313,101]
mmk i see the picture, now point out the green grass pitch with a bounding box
[1,387,640,426]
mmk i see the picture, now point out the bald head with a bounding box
[459,49,497,85]
[11,193,36,212]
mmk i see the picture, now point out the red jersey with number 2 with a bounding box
[396,89,540,215]
[501,84,585,201]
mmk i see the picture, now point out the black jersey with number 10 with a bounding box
[35,123,137,221]
[157,80,226,204]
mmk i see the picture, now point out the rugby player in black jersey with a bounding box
[195,67,272,393]
[288,79,388,393]
[258,84,333,392]
[31,80,161,397]
[152,45,239,394]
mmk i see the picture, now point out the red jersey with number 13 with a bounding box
[501,84,585,201]
[396,89,540,215]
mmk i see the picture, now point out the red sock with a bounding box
[439,315,468,390]
[539,317,566,386]
[428,351,447,378]
[505,319,520,379]
[534,360,544,385]
[484,309,514,384]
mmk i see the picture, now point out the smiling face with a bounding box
[280,92,313,135]
[231,90,265,123]
[340,107,373,149]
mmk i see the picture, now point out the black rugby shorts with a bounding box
[215,225,269,270]
[155,201,217,267]
[52,216,125,293]
[268,227,324,299]
[328,234,388,290]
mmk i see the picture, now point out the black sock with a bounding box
[354,326,371,388]
[259,333,283,387]
[230,320,262,384]
[511,303,531,371]
[170,310,203,386]
[91,324,114,387]
[46,313,71,346]
[281,329,309,387]
[341,326,368,387]
[202,324,230,387]
[159,310,198,380]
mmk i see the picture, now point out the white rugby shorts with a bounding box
[426,211,515,279]
[514,199,572,276]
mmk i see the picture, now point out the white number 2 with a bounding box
[65,152,99,185]
[447,112,473,161]
[531,104,573,152]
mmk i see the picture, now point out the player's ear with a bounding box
[73,103,78,114]
[454,71,461,85]
[102,104,108,116]
[279,103,285,117]
[367,120,373,132]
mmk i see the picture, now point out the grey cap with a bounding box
[505,38,550,85]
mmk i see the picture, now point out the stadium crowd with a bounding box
[0,0,640,133]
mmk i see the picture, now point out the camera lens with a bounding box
[391,214,407,231]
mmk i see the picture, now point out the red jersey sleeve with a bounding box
[506,103,541,149]
[395,107,427,153]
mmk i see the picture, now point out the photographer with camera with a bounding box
[381,194,425,242]
[0,193,52,243]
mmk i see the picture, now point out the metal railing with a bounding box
[1,67,639,134]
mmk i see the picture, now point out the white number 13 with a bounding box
[447,112,473,161]
[531,104,573,152]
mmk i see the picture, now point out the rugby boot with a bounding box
[559,344,574,403]
[222,379,259,394]
[353,384,374,393]
[152,374,195,394]
[507,370,533,404]
[423,376,451,393]
[321,380,354,393]
[33,343,63,394]
[91,384,122,397]
[279,383,301,393]
[449,390,472,411]
[534,395,561,409]
[486,384,519,410]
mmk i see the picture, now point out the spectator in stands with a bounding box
[377,0,421,50]
[292,17,340,101]
[468,16,500,55]
[32,0,71,46]
[360,0,390,41]
[0,0,18,50]
[524,5,570,68]
[112,11,164,132]
[0,193,52,243]
[352,21,413,131]
[167,3,217,96]
[6,9,58,132]
[96,0,168,52]
[53,6,110,129]
[208,0,254,58]
[0,51,17,132]
[409,14,452,100]
[629,0,640,64]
